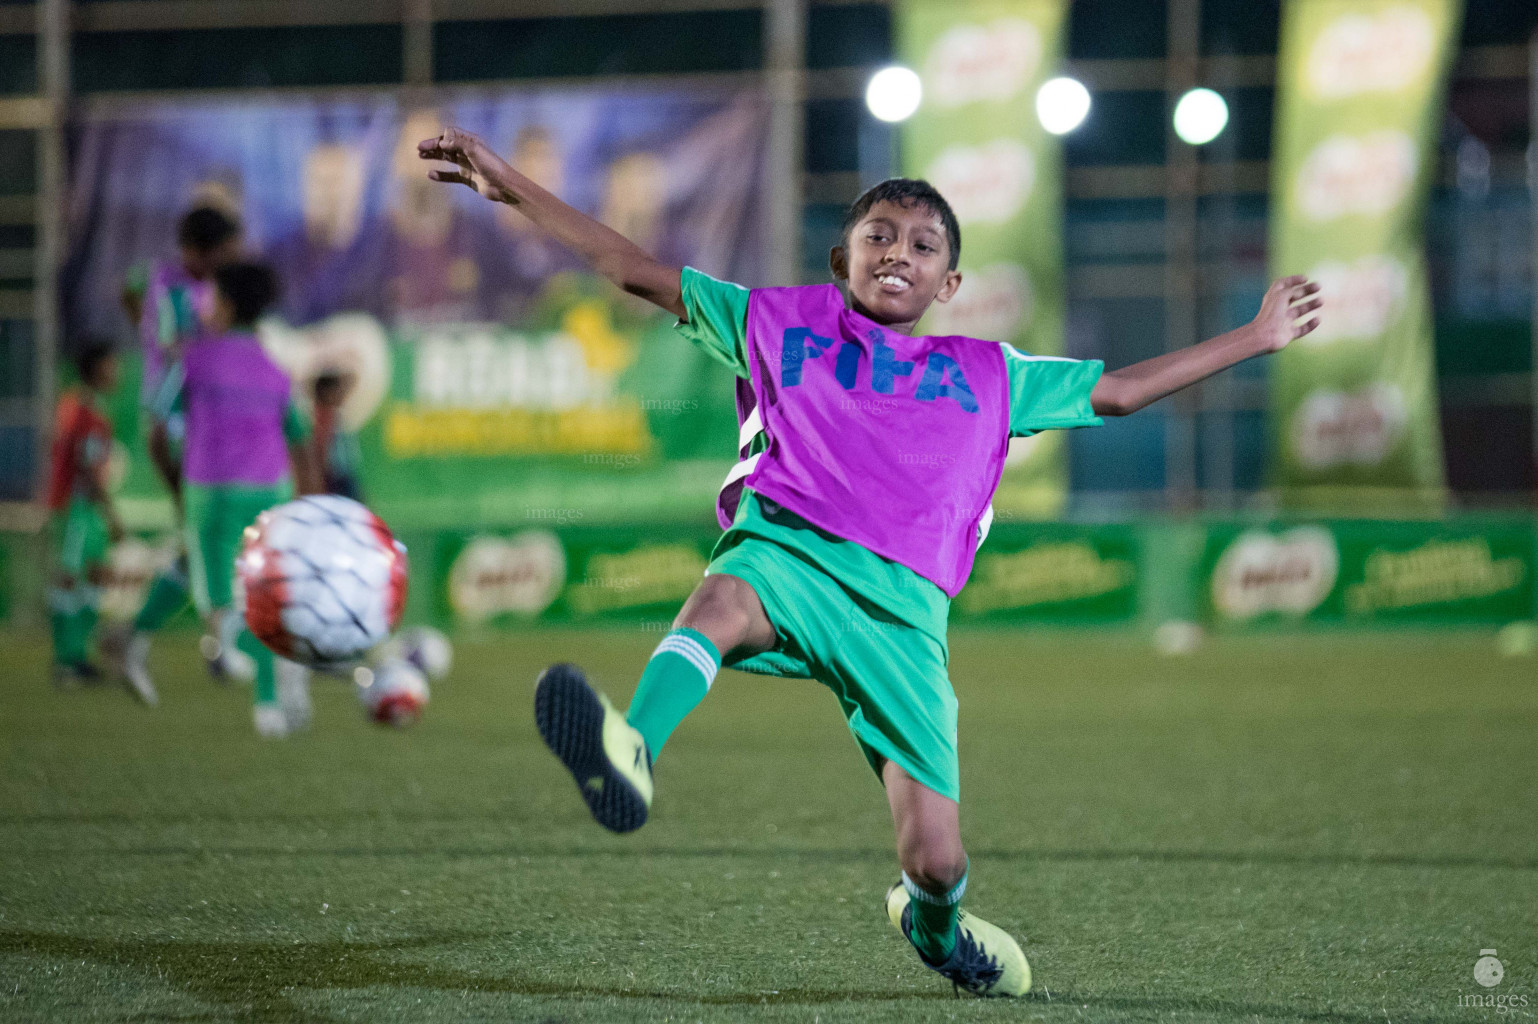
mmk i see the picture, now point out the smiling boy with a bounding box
[421,127,1320,997]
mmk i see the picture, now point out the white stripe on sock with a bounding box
[656,636,717,685]
[654,633,719,689]
[902,871,968,906]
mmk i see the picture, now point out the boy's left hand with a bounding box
[418,128,515,205]
[1252,275,1322,354]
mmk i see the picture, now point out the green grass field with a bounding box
[1,627,1534,1023]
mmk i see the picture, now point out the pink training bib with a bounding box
[719,284,1011,597]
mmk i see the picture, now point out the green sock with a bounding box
[903,867,967,964]
[624,627,721,760]
[48,586,95,666]
[50,613,87,666]
[244,628,276,705]
[79,603,99,661]
[134,564,190,632]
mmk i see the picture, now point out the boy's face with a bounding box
[182,238,240,280]
[831,199,961,330]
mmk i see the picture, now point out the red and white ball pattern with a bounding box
[238,495,408,668]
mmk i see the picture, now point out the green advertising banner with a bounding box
[898,0,1071,518]
[286,279,740,533]
[424,515,1533,630]
[1268,0,1461,509]
[956,523,1140,623]
[1200,519,1535,626]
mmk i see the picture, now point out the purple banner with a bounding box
[64,84,770,338]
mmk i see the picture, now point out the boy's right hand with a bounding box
[418,127,516,204]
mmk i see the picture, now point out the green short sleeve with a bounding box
[1002,344,1105,437]
[675,266,750,379]
[282,401,312,444]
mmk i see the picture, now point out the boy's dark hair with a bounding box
[74,339,116,384]
[214,261,280,326]
[178,206,240,253]
[840,178,962,271]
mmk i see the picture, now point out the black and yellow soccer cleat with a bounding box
[885,882,1032,998]
[534,663,654,833]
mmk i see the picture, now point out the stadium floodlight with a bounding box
[1173,87,1229,145]
[865,66,923,123]
[1035,76,1091,135]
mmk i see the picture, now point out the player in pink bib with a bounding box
[422,128,1322,998]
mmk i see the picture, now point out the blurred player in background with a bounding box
[311,370,363,500]
[148,262,322,738]
[46,343,137,696]
[117,207,242,696]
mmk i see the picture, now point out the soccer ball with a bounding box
[237,495,408,669]
[358,658,429,726]
[392,625,453,680]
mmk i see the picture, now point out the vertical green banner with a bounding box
[1269,0,1461,509]
[898,0,1070,518]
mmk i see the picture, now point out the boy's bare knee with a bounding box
[674,574,772,655]
[899,841,968,894]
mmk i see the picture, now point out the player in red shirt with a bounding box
[47,343,143,697]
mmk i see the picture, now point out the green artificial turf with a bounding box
[1,627,1534,1022]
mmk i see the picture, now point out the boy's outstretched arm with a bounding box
[1090,275,1321,417]
[418,127,685,318]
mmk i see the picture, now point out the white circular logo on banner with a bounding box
[1302,256,1411,345]
[1296,131,1418,222]
[1291,383,1409,471]
[261,312,392,431]
[925,263,1033,341]
[1306,6,1436,99]
[925,140,1035,225]
[449,531,567,623]
[1212,527,1339,620]
[924,19,1043,109]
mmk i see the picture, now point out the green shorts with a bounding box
[184,483,290,615]
[52,498,110,577]
[708,537,960,801]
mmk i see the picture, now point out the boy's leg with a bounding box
[49,577,90,672]
[135,416,192,632]
[187,486,257,683]
[49,502,109,681]
[882,761,1032,997]
[211,486,294,731]
[534,572,776,832]
[625,573,777,759]
[132,556,191,633]
[118,555,185,703]
[884,760,968,962]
